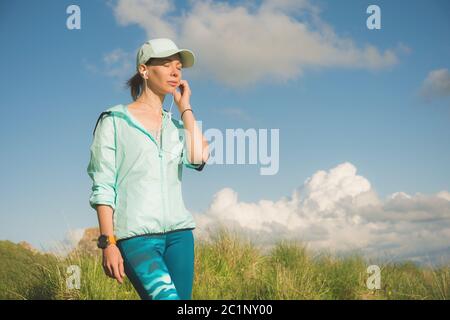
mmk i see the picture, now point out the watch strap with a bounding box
[107,235,117,245]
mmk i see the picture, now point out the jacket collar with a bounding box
[105,104,171,146]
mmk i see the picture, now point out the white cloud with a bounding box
[102,48,134,79]
[114,0,177,39]
[437,190,450,201]
[192,161,450,265]
[43,228,85,257]
[420,68,450,102]
[110,0,408,87]
[83,48,135,90]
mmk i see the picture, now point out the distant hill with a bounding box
[0,240,58,299]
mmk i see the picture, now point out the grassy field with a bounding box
[1,228,448,300]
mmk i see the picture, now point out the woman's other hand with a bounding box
[102,244,125,284]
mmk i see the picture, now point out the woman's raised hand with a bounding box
[173,79,192,112]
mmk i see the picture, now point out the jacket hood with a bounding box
[105,104,176,125]
[92,103,180,142]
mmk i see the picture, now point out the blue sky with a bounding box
[1,0,449,263]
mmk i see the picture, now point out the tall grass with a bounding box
[1,228,448,300]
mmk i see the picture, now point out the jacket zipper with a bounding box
[123,106,169,233]
[159,148,167,232]
[159,114,168,233]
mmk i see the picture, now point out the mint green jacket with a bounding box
[86,104,206,241]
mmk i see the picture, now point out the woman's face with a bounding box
[141,53,183,95]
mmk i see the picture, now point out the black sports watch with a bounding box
[97,234,117,249]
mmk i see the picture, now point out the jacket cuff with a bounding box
[89,195,116,211]
[193,161,206,171]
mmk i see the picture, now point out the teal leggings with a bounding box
[116,228,195,300]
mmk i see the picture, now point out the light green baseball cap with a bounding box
[136,38,195,71]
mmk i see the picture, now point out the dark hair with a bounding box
[125,58,153,101]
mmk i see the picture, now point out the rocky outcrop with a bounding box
[72,227,101,256]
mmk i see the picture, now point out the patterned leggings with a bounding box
[116,229,195,300]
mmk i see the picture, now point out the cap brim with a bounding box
[178,49,195,68]
[151,48,195,68]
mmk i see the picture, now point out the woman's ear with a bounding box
[138,65,147,77]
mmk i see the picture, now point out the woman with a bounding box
[87,38,210,300]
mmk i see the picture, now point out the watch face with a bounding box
[97,235,108,249]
